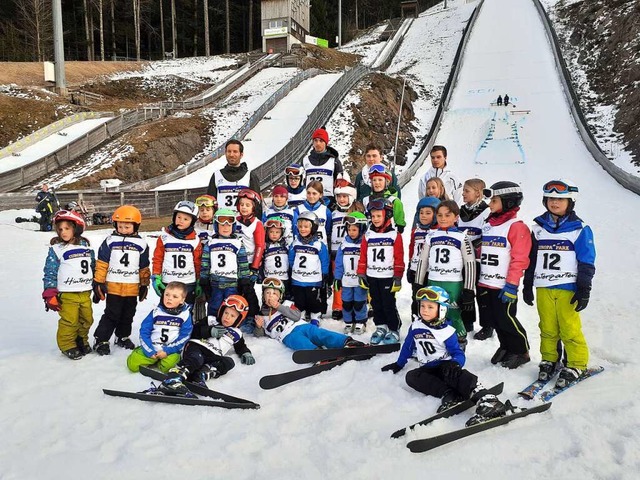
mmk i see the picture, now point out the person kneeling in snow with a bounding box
[382,286,507,423]
[254,277,363,351]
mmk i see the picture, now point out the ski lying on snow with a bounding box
[390,383,504,439]
[259,354,375,390]
[539,366,604,402]
[102,388,255,409]
[406,402,552,453]
[518,365,562,400]
[139,366,259,408]
[292,343,400,364]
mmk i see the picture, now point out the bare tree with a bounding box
[203,0,209,56]
[193,0,198,57]
[159,0,165,57]
[225,0,229,54]
[171,0,177,57]
[248,0,253,51]
[96,0,105,60]
[132,0,141,60]
[111,0,116,59]
[83,0,94,60]
[14,0,52,61]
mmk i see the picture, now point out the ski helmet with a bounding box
[217,295,250,328]
[195,195,218,210]
[367,197,394,229]
[344,211,368,237]
[415,197,441,227]
[297,210,319,236]
[112,205,142,233]
[542,179,579,212]
[415,286,450,325]
[483,181,523,212]
[369,164,392,185]
[262,277,286,302]
[213,208,236,233]
[53,209,86,237]
[334,178,357,208]
[173,200,198,225]
[285,164,305,188]
[236,188,262,215]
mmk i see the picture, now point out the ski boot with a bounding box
[192,365,221,387]
[381,330,400,345]
[309,313,321,327]
[332,310,343,320]
[370,325,389,345]
[473,327,494,341]
[115,337,136,350]
[76,336,92,355]
[490,347,508,365]
[501,352,530,369]
[538,360,557,381]
[159,366,191,396]
[353,323,367,335]
[555,367,582,389]
[344,337,365,348]
[94,341,111,356]
[437,390,464,413]
[62,348,83,360]
[466,394,508,426]
[343,323,354,334]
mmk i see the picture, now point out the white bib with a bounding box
[291,240,323,283]
[532,225,580,287]
[303,156,335,197]
[149,307,191,347]
[190,327,242,356]
[263,243,290,280]
[235,219,258,263]
[410,319,457,366]
[426,230,466,282]
[331,210,348,253]
[340,242,361,288]
[365,230,397,278]
[105,236,148,284]
[160,233,199,284]
[53,243,93,292]
[215,169,251,210]
[479,218,519,288]
[458,208,489,243]
[207,237,244,278]
[409,226,432,272]
[263,301,298,342]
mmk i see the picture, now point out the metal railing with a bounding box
[532,0,640,195]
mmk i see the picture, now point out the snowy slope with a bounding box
[0,0,638,478]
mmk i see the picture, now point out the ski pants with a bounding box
[93,294,138,343]
[126,347,180,373]
[405,362,478,399]
[282,323,349,351]
[461,264,480,331]
[291,285,323,317]
[341,286,368,325]
[178,342,235,380]
[536,288,588,369]
[368,276,401,331]
[56,291,93,352]
[477,287,529,355]
[208,284,238,320]
[430,280,465,337]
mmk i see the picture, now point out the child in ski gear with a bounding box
[199,209,250,321]
[458,179,490,337]
[478,181,531,369]
[293,181,332,248]
[285,164,307,208]
[382,287,506,418]
[261,217,290,297]
[357,198,404,345]
[425,177,450,202]
[194,195,218,244]
[330,179,359,320]
[408,197,440,315]
[127,281,193,373]
[304,127,345,202]
[152,201,202,305]
[263,185,294,246]
[158,294,254,396]
[362,164,406,233]
[523,179,596,389]
[93,205,150,355]
[234,188,265,334]
[255,278,363,350]
[334,212,369,334]
[416,200,476,350]
[42,210,95,360]
[289,211,330,325]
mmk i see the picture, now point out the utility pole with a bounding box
[52,0,67,96]
[392,78,407,174]
[338,0,342,46]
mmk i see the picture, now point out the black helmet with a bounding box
[483,181,523,212]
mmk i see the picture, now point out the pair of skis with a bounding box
[103,366,260,409]
[518,366,605,402]
[259,343,400,390]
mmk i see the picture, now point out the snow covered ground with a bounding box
[0,0,638,478]
[338,24,388,66]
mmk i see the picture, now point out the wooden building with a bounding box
[261,0,311,53]
[401,0,419,18]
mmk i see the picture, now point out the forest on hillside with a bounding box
[0,0,438,62]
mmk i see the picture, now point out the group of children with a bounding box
[41,140,595,417]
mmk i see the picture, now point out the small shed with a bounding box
[401,0,419,18]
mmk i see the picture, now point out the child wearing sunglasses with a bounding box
[362,164,406,233]
[199,209,250,322]
[382,287,507,423]
[523,179,596,389]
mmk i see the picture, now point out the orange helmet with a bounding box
[217,295,250,328]
[112,205,142,233]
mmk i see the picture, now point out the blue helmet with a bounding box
[415,286,450,324]
[415,196,441,227]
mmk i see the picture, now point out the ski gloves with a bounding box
[390,277,402,293]
[151,275,166,297]
[210,325,228,339]
[92,282,107,303]
[381,362,403,374]
[333,279,342,292]
[498,283,518,303]
[358,274,369,290]
[523,285,535,306]
[241,353,256,366]
[42,288,60,312]
[461,289,475,311]
[138,286,148,302]
[571,287,590,312]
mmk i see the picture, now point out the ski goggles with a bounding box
[334,178,353,189]
[222,295,249,314]
[285,166,303,177]
[344,216,367,226]
[195,195,217,208]
[367,198,388,212]
[415,287,443,302]
[215,216,235,225]
[263,277,284,290]
[237,189,262,203]
[368,164,387,175]
[543,181,579,195]
[482,186,521,198]
[265,218,284,229]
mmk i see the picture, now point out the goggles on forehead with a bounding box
[263,277,284,289]
[369,164,387,174]
[415,287,442,302]
[285,166,303,177]
[265,219,284,229]
[482,186,521,198]
[543,181,578,195]
[223,296,249,313]
[367,198,388,212]
[237,189,261,202]
[344,216,367,226]
[195,196,217,208]
[215,216,235,225]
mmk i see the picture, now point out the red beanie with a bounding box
[272,185,288,197]
[312,127,329,145]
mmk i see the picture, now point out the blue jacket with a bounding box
[288,234,330,287]
[292,200,332,243]
[139,304,193,357]
[396,317,465,368]
[525,211,596,292]
[334,234,361,281]
[43,239,95,289]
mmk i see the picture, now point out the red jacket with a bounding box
[357,226,405,278]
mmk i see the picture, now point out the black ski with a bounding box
[138,366,259,408]
[406,402,552,453]
[259,354,375,390]
[102,388,255,409]
[292,343,400,364]
[390,382,504,439]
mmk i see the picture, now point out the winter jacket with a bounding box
[206,162,261,197]
[417,165,463,203]
[94,232,151,297]
[354,166,401,201]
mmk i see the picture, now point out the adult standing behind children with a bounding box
[354,145,400,201]
[207,139,261,210]
[303,127,345,203]
[417,146,462,204]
